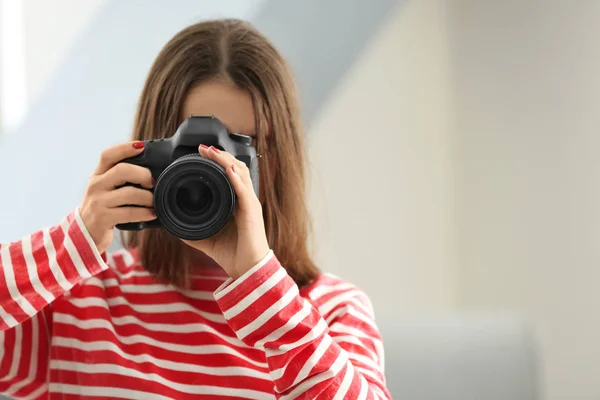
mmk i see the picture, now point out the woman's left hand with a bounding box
[182,145,270,279]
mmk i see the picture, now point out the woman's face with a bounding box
[182,80,262,201]
[183,80,256,141]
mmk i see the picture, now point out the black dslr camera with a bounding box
[116,116,259,240]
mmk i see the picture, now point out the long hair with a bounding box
[123,19,320,288]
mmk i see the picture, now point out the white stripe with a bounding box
[119,269,152,280]
[0,244,36,317]
[325,305,378,332]
[269,332,333,382]
[119,249,135,266]
[22,234,54,303]
[320,291,373,319]
[49,383,173,400]
[332,363,355,400]
[25,384,48,400]
[269,318,328,356]
[223,267,287,319]
[357,373,369,400]
[348,297,375,319]
[214,250,274,300]
[0,303,18,327]
[331,335,378,360]
[279,352,349,400]
[290,334,332,387]
[270,366,285,380]
[349,353,383,376]
[59,218,92,279]
[53,337,270,379]
[0,323,21,382]
[50,361,276,399]
[372,384,387,400]
[254,299,313,348]
[374,336,385,372]
[84,278,216,301]
[66,295,226,323]
[328,324,374,341]
[73,209,107,268]
[0,330,4,360]
[4,313,39,396]
[237,283,298,340]
[354,365,384,386]
[53,313,267,368]
[309,282,356,301]
[42,227,71,292]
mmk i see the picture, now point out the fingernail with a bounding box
[232,164,236,174]
[132,141,145,149]
[210,146,220,154]
[152,178,156,186]
[200,144,209,150]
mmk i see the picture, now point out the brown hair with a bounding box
[123,19,320,288]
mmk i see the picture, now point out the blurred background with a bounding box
[1,0,599,399]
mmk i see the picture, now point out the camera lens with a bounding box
[175,180,213,216]
[153,154,235,240]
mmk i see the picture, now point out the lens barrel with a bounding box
[153,154,235,240]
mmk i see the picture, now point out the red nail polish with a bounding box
[200,144,208,149]
[152,178,156,186]
[132,141,145,149]
[210,146,220,154]
[231,164,236,173]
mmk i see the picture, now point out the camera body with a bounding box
[116,116,259,240]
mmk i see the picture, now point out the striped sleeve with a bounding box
[0,209,108,397]
[214,252,391,399]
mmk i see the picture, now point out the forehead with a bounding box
[183,81,256,136]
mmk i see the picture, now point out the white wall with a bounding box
[308,0,457,316]
[22,0,105,108]
[0,0,105,134]
[452,0,600,399]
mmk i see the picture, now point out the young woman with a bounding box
[0,19,391,399]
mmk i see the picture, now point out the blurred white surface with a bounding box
[379,315,540,400]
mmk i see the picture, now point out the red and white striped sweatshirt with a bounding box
[0,210,391,399]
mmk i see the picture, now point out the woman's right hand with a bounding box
[79,141,156,253]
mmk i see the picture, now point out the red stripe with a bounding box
[52,346,273,391]
[52,321,266,368]
[66,218,105,275]
[30,230,62,299]
[273,334,331,389]
[291,362,350,400]
[0,326,16,377]
[0,244,26,322]
[265,308,323,357]
[10,240,46,311]
[48,224,79,286]
[49,368,196,400]
[11,381,45,399]
[225,274,294,333]
[215,256,280,311]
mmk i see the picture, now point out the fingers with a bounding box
[94,141,145,175]
[101,163,153,190]
[225,163,255,210]
[107,206,156,226]
[199,145,255,191]
[104,186,154,208]
[199,145,258,212]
